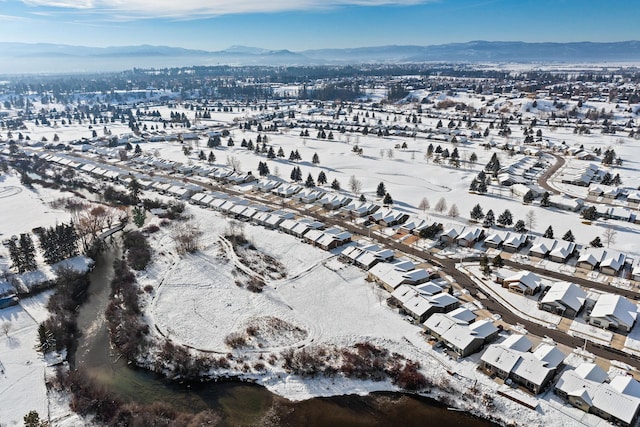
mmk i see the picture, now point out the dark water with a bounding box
[74,244,496,426]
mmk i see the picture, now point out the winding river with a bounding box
[72,243,496,426]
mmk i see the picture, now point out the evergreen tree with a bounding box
[198,150,206,160]
[267,147,276,159]
[208,151,216,164]
[470,204,485,221]
[562,229,575,242]
[7,239,24,273]
[312,153,320,164]
[543,225,554,239]
[133,206,146,228]
[590,236,603,248]
[128,176,141,204]
[36,323,55,354]
[134,144,142,154]
[540,191,550,207]
[582,206,598,221]
[497,209,513,227]
[469,178,479,192]
[305,173,315,188]
[483,210,495,227]
[277,147,285,158]
[477,180,488,194]
[20,233,37,272]
[317,171,327,185]
[492,255,504,268]
[514,219,526,233]
[331,179,341,191]
[523,190,535,204]
[376,182,386,197]
[383,193,393,205]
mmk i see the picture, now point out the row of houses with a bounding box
[555,363,640,427]
[480,334,566,394]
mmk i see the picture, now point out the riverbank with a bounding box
[95,203,595,427]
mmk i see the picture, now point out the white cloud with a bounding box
[21,0,431,19]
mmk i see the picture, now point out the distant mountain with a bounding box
[1,41,639,74]
[302,41,640,63]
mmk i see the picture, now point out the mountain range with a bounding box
[1,41,640,74]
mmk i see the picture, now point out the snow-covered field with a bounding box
[2,82,640,426]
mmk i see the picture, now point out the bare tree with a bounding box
[1,322,10,336]
[448,204,459,218]
[418,197,430,212]
[525,209,536,233]
[434,197,447,214]
[602,226,617,248]
[226,155,242,172]
[172,222,203,255]
[348,175,362,195]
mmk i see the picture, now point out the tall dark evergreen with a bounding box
[317,171,327,186]
[376,182,386,197]
[305,173,316,188]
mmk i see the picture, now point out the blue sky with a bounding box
[0,0,638,50]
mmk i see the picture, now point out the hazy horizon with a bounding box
[1,0,638,51]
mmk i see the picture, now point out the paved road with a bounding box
[537,152,565,195]
[67,151,640,368]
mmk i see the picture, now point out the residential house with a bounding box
[392,286,459,323]
[555,363,640,427]
[548,240,577,263]
[527,237,557,259]
[538,282,587,318]
[431,317,499,358]
[481,335,565,394]
[502,271,541,295]
[599,250,627,276]
[368,262,431,292]
[456,227,485,247]
[588,294,637,333]
[577,248,607,270]
[503,233,528,253]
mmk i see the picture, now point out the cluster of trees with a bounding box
[7,234,37,274]
[7,223,79,274]
[36,222,79,265]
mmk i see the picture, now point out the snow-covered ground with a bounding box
[2,84,640,426]
[0,293,51,426]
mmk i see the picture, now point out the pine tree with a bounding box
[470,204,484,221]
[376,182,386,197]
[492,255,504,268]
[331,179,341,191]
[7,239,24,273]
[383,193,393,205]
[483,210,495,227]
[543,225,554,239]
[312,153,320,164]
[317,171,327,186]
[277,147,285,158]
[562,229,575,242]
[514,219,526,233]
[582,206,598,221]
[305,173,315,188]
[590,236,603,248]
[523,190,535,204]
[208,151,216,164]
[469,178,478,192]
[267,147,276,159]
[36,323,55,354]
[133,206,146,228]
[497,209,513,227]
[540,191,550,207]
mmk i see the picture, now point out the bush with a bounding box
[123,231,152,270]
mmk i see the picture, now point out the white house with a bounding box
[588,294,638,333]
